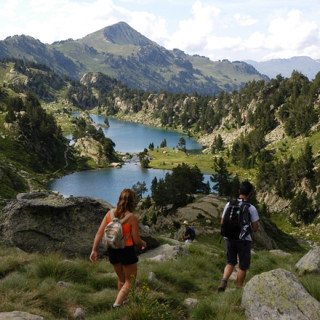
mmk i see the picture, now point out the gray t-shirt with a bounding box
[222,198,259,241]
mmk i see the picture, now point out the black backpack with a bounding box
[221,199,252,240]
[189,227,195,240]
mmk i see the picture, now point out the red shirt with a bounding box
[107,212,134,247]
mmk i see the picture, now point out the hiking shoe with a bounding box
[218,280,227,292]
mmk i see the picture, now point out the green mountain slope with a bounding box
[0,22,267,95]
[1,58,320,234]
[0,35,80,78]
[0,60,124,203]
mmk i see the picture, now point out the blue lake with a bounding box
[49,116,211,206]
[91,115,203,153]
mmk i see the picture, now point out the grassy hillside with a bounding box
[0,232,316,320]
[0,61,97,204]
[1,57,320,243]
[0,56,319,319]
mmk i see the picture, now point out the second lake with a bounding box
[49,116,212,206]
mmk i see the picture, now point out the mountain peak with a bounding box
[102,21,154,46]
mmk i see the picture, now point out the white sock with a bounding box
[113,303,121,308]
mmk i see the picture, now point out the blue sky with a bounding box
[1,0,320,62]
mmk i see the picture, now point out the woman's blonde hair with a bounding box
[115,189,136,218]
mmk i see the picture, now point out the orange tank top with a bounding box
[107,211,134,247]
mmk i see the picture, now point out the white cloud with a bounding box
[234,13,257,26]
[118,9,169,44]
[163,1,221,52]
[261,10,320,59]
[0,0,122,43]
[0,0,21,18]
[0,0,320,61]
[266,10,317,49]
[197,7,320,61]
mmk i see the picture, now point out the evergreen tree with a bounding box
[141,195,152,209]
[160,139,167,148]
[211,157,231,196]
[148,142,154,151]
[211,134,224,153]
[151,163,207,208]
[102,138,116,159]
[177,137,186,152]
[132,181,147,203]
[297,142,314,181]
[291,191,315,224]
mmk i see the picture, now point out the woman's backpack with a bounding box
[103,209,132,249]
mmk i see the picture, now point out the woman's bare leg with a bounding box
[112,263,125,291]
[114,263,137,305]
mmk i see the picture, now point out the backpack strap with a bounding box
[239,201,251,218]
[120,212,133,224]
[110,209,132,224]
[110,208,115,220]
[120,213,133,243]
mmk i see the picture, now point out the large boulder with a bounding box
[0,311,44,320]
[242,268,320,320]
[140,243,190,262]
[252,219,278,250]
[295,247,320,274]
[0,192,158,256]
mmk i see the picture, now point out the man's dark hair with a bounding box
[239,181,253,196]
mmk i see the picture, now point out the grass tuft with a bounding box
[0,237,317,319]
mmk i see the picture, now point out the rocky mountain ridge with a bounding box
[0,22,267,95]
[247,56,320,80]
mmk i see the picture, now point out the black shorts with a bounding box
[107,246,138,266]
[225,239,251,270]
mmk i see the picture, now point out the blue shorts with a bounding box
[225,239,251,270]
[107,246,138,265]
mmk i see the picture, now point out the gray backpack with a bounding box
[103,209,132,249]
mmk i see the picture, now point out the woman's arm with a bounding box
[90,211,110,263]
[130,215,147,249]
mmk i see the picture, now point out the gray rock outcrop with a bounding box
[142,193,277,250]
[0,311,44,320]
[252,219,278,250]
[242,268,320,320]
[74,136,107,166]
[0,192,158,256]
[0,192,111,256]
[295,247,320,274]
[140,243,189,262]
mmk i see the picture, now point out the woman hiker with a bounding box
[90,188,147,308]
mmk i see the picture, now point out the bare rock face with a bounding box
[0,192,159,256]
[242,268,320,320]
[295,247,320,274]
[252,219,278,250]
[0,192,111,256]
[140,243,189,262]
[73,136,107,166]
[0,311,44,320]
[143,193,277,250]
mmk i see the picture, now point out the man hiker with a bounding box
[183,220,195,243]
[218,181,259,292]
